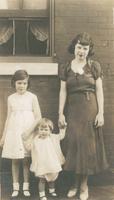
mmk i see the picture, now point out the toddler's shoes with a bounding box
[80,186,88,200]
[67,187,77,198]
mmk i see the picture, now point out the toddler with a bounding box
[23,117,66,200]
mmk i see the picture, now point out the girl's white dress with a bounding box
[30,133,65,181]
[2,91,40,159]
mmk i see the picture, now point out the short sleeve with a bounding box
[58,63,68,81]
[91,61,103,80]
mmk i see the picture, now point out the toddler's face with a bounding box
[38,125,51,139]
[15,78,28,95]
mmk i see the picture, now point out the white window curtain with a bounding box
[30,21,49,54]
[0,22,13,45]
[30,21,48,41]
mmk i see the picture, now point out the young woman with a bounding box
[58,32,108,200]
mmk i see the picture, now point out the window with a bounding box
[0,0,54,57]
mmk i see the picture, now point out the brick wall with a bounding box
[54,0,114,167]
[0,0,114,171]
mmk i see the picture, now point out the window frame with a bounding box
[0,0,55,61]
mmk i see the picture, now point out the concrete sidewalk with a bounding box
[1,171,114,200]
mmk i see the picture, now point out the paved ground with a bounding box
[1,170,114,200]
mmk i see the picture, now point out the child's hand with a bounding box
[59,122,67,129]
[58,114,67,129]
[59,123,67,140]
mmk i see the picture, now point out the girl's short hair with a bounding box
[68,32,94,57]
[37,118,54,132]
[11,69,30,88]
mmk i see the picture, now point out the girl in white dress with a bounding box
[0,69,42,198]
[23,118,66,200]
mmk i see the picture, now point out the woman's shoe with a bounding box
[67,188,77,198]
[80,187,88,200]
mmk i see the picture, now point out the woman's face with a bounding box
[15,78,28,94]
[74,43,90,61]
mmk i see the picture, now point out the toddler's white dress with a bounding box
[30,133,65,181]
[2,91,40,159]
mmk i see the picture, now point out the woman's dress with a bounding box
[59,60,108,175]
[2,91,39,159]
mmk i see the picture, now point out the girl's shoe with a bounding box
[11,190,19,198]
[23,182,30,197]
[11,183,19,197]
[23,190,31,197]
[67,188,77,198]
[80,187,88,200]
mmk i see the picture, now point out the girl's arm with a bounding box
[95,77,104,127]
[0,98,12,147]
[22,95,42,140]
[58,80,67,128]
[33,95,42,121]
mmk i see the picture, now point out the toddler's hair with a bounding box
[11,69,30,88]
[37,118,54,132]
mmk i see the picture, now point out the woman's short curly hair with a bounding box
[11,69,30,88]
[68,32,94,57]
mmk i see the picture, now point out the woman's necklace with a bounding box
[71,59,86,74]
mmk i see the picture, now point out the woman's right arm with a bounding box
[58,80,67,128]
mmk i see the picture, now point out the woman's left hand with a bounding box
[94,112,104,128]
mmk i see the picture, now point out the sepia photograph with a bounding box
[0,0,114,200]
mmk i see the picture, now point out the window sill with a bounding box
[0,57,58,75]
[0,56,53,63]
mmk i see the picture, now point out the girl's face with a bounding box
[38,125,51,139]
[15,78,28,94]
[74,43,90,61]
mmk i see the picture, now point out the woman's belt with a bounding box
[68,90,95,100]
